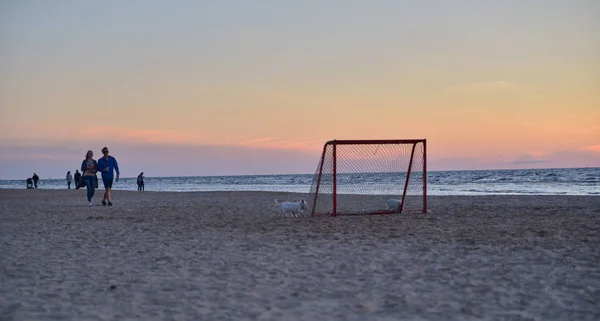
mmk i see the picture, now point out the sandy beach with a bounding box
[1,189,599,320]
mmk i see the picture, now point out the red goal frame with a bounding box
[309,139,427,216]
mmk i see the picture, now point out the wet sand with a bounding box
[1,189,599,320]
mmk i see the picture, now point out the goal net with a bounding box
[307,139,427,216]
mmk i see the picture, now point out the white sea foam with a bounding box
[0,168,598,195]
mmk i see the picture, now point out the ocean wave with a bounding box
[2,167,598,196]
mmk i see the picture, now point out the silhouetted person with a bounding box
[26,177,34,189]
[74,170,82,190]
[137,172,144,191]
[66,171,73,189]
[32,173,39,189]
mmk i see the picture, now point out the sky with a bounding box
[0,0,598,179]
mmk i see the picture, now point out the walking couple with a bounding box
[81,147,120,206]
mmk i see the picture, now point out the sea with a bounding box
[1,167,598,196]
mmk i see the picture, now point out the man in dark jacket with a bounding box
[74,170,82,189]
[32,173,39,189]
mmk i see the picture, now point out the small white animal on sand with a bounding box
[275,199,307,217]
[386,199,401,212]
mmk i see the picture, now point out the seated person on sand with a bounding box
[26,177,34,189]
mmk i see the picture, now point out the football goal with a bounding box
[307,139,427,216]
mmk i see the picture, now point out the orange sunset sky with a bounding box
[0,0,598,179]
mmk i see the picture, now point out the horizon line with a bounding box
[1,166,598,181]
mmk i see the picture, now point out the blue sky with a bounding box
[1,0,598,179]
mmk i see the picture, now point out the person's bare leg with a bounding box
[106,188,111,205]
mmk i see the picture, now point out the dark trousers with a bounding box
[67,182,71,189]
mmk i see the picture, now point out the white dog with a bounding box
[275,199,307,217]
[386,199,402,212]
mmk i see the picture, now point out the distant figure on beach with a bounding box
[74,170,82,189]
[97,147,120,206]
[137,172,144,191]
[32,173,39,189]
[26,177,34,189]
[66,171,73,189]
[81,150,98,206]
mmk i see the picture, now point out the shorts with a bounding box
[102,178,113,189]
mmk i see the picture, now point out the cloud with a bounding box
[0,141,322,179]
[506,160,548,165]
[505,148,600,168]
[428,147,600,171]
[579,144,600,153]
[77,127,208,145]
[1,124,326,153]
[239,136,274,145]
[237,136,325,151]
[1,124,212,147]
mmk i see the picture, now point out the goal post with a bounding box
[307,139,427,216]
